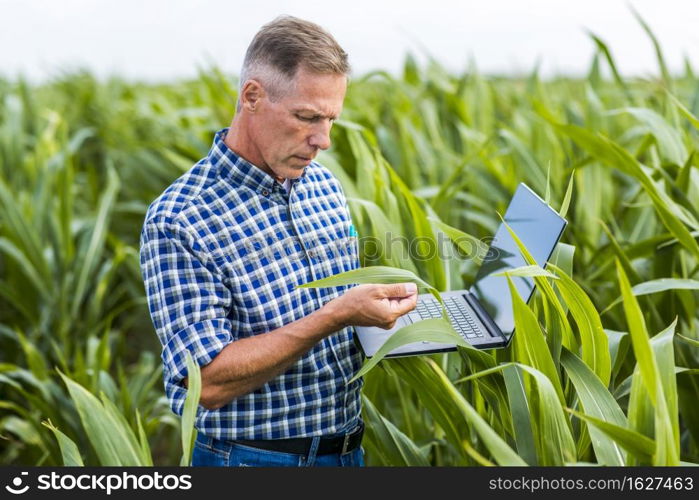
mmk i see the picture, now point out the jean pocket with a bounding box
[229,443,304,467]
[192,440,230,466]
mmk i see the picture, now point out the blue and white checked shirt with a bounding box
[140,129,363,440]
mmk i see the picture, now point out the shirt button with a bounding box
[262,189,269,196]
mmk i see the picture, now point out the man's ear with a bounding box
[240,79,264,112]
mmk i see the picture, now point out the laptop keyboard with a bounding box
[409,296,485,339]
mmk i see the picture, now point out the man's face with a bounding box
[249,66,347,181]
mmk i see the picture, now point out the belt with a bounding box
[233,422,364,456]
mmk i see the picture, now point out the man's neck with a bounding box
[223,120,284,183]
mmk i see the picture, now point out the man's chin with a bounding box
[295,159,313,167]
[276,166,307,181]
[288,158,313,170]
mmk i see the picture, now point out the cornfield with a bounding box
[1,19,698,466]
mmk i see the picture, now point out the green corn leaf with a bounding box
[493,265,558,279]
[99,393,151,466]
[678,334,699,348]
[549,263,611,386]
[180,351,201,466]
[0,415,43,447]
[615,108,686,165]
[627,364,655,465]
[501,217,575,355]
[566,409,654,463]
[499,129,547,194]
[299,265,441,303]
[631,5,673,92]
[385,164,447,290]
[536,106,699,258]
[0,237,50,300]
[651,319,681,457]
[59,371,144,466]
[677,370,699,460]
[393,358,526,466]
[514,363,576,465]
[0,179,51,282]
[15,331,49,381]
[586,32,632,100]
[602,278,699,314]
[606,329,630,382]
[70,165,120,320]
[135,410,153,467]
[42,420,84,466]
[666,91,699,131]
[502,365,538,465]
[457,348,513,441]
[598,221,642,283]
[350,318,466,381]
[560,348,625,465]
[616,261,679,465]
[550,243,576,317]
[631,278,699,296]
[458,360,576,465]
[428,217,489,266]
[506,275,565,405]
[361,394,430,466]
[349,198,417,272]
[616,262,660,406]
[559,172,575,219]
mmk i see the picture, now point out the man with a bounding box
[139,16,418,467]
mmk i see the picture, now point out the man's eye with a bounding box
[296,114,315,122]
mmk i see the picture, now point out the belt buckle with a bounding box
[340,432,351,455]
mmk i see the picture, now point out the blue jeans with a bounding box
[192,432,365,467]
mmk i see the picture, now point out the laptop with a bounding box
[354,183,567,357]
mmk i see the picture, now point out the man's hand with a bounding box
[185,282,419,409]
[326,283,419,330]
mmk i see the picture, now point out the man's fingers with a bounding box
[389,293,418,315]
[380,282,417,298]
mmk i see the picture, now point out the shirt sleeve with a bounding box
[140,216,233,386]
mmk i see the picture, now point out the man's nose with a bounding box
[308,121,332,150]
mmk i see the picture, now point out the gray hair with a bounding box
[238,16,350,105]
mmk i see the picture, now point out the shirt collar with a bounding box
[208,128,305,197]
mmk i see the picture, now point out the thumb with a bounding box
[382,282,417,297]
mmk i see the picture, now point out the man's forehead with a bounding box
[282,69,346,114]
[286,86,345,117]
[290,103,342,118]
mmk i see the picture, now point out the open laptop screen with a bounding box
[468,184,567,339]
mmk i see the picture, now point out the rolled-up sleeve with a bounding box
[140,217,233,385]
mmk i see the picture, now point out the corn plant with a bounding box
[1,12,697,466]
[43,351,201,466]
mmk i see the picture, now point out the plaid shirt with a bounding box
[139,129,363,440]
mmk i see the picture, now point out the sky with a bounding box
[0,0,698,82]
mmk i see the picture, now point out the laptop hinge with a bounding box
[463,293,506,340]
